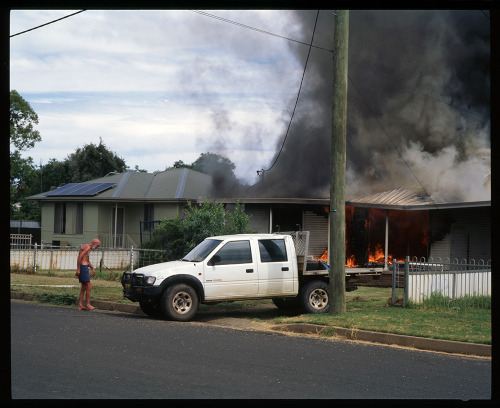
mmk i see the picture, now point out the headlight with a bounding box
[145,276,156,285]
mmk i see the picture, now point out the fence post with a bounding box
[49,247,54,273]
[33,243,38,274]
[392,259,396,305]
[130,245,134,273]
[403,256,409,307]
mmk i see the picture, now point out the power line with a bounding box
[190,10,333,53]
[262,10,320,173]
[10,10,86,38]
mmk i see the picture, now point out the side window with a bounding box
[258,239,288,262]
[213,241,252,265]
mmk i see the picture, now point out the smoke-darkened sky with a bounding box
[251,10,490,202]
[11,10,490,203]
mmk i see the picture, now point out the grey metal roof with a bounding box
[214,188,490,211]
[10,220,41,229]
[348,188,434,207]
[28,169,213,202]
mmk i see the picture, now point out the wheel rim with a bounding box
[172,291,193,314]
[309,288,328,310]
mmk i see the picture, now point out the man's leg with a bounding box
[85,281,95,310]
[78,283,87,310]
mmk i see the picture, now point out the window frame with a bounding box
[212,240,253,265]
[258,239,288,263]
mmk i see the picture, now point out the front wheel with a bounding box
[161,284,199,322]
[139,299,162,318]
[300,280,330,314]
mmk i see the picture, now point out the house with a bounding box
[27,168,213,248]
[29,171,491,266]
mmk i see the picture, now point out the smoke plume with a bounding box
[246,10,490,202]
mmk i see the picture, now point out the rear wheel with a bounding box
[300,280,329,314]
[161,284,199,322]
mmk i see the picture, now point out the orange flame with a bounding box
[314,250,359,267]
[345,254,357,267]
[369,244,388,263]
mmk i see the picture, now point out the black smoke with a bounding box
[245,10,490,202]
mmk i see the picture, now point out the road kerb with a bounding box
[271,323,491,357]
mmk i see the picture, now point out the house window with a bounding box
[144,204,154,230]
[54,202,84,235]
[54,203,66,234]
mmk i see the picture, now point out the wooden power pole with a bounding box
[329,10,349,315]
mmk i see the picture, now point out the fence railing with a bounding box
[10,244,169,273]
[392,257,491,313]
[10,234,33,249]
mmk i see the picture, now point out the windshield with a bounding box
[182,239,222,262]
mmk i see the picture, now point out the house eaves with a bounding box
[214,188,490,211]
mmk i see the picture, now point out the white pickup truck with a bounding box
[121,232,357,321]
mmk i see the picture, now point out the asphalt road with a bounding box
[11,301,491,400]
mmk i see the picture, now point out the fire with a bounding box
[314,250,359,267]
[345,254,357,267]
[318,250,328,262]
[369,243,388,263]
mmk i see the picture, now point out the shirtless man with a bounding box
[76,238,101,310]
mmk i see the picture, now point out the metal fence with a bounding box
[392,257,491,313]
[10,244,170,274]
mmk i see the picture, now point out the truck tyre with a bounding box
[272,297,300,311]
[161,283,199,322]
[300,280,329,314]
[139,299,162,318]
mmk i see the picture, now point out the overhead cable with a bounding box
[263,10,320,173]
[10,10,86,38]
[190,10,333,53]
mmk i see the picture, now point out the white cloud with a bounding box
[10,9,305,183]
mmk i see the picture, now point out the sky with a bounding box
[10,9,308,185]
[10,9,491,202]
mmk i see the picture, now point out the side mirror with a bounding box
[208,255,221,266]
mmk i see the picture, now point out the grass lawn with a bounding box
[10,271,491,344]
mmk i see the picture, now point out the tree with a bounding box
[10,90,42,220]
[165,160,193,170]
[66,138,127,182]
[182,199,228,250]
[191,152,237,180]
[10,151,41,220]
[143,198,253,257]
[10,90,41,151]
[40,139,128,190]
[141,214,187,261]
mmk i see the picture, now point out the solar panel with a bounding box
[46,182,116,197]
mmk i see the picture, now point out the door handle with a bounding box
[282,267,289,271]
[246,269,254,273]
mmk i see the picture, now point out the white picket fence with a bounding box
[392,257,491,312]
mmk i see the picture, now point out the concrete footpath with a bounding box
[11,292,491,358]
